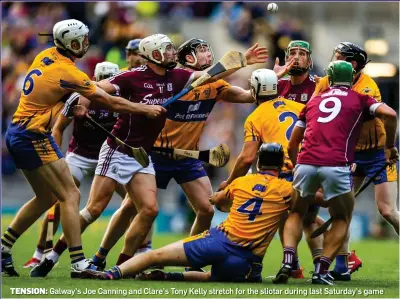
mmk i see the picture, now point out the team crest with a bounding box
[300,93,308,102]
[203,88,211,98]
[167,83,173,91]
[362,87,371,93]
[83,80,91,87]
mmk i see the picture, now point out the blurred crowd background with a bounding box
[2,2,399,238]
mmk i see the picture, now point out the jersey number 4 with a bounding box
[279,111,298,141]
[22,69,43,96]
[237,197,263,221]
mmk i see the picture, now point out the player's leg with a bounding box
[180,176,214,236]
[273,164,319,284]
[138,270,211,281]
[117,173,158,265]
[303,206,323,273]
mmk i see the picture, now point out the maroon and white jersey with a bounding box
[278,75,316,104]
[62,93,118,159]
[296,87,381,166]
[108,65,193,151]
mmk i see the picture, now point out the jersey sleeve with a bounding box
[108,70,133,96]
[224,180,237,200]
[60,68,96,98]
[214,79,231,102]
[295,105,307,127]
[61,92,80,119]
[371,81,382,102]
[244,115,261,142]
[361,94,382,116]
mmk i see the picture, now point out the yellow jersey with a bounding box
[244,98,305,170]
[11,47,96,135]
[217,172,292,257]
[314,73,384,151]
[154,79,230,150]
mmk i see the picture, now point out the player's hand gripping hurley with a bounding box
[85,116,150,168]
[162,51,247,108]
[152,143,230,167]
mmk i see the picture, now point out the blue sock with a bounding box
[334,254,348,273]
[92,247,109,264]
[106,266,122,280]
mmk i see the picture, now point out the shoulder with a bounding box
[170,67,193,76]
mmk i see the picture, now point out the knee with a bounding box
[85,201,107,220]
[195,204,214,219]
[61,187,80,204]
[140,203,159,219]
[378,206,395,221]
[120,200,136,216]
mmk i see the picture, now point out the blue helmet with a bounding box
[126,39,141,52]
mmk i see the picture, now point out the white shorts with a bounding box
[65,152,98,183]
[293,164,352,201]
[95,141,155,185]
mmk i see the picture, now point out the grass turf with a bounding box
[1,215,399,298]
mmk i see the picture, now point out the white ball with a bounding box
[267,3,278,13]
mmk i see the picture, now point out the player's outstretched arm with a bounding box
[225,86,254,103]
[288,125,305,166]
[52,114,73,147]
[209,191,232,212]
[88,86,166,118]
[219,141,259,191]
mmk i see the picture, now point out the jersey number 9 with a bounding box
[22,69,43,96]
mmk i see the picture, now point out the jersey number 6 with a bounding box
[22,69,43,96]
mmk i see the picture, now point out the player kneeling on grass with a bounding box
[81,143,292,282]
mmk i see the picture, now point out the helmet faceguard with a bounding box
[331,42,370,73]
[326,60,355,88]
[285,40,313,76]
[257,143,284,171]
[177,38,214,71]
[53,19,90,58]
[139,34,177,70]
[94,62,120,81]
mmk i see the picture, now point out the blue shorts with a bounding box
[5,127,63,170]
[354,149,387,185]
[151,153,208,189]
[183,228,263,282]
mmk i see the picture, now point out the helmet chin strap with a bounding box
[141,55,177,70]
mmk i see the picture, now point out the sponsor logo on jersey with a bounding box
[144,83,153,89]
[187,102,201,113]
[141,94,168,105]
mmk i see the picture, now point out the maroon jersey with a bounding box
[296,87,381,166]
[108,65,193,151]
[63,93,118,159]
[278,75,316,104]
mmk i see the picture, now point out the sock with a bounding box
[116,253,132,266]
[165,272,185,281]
[53,239,68,256]
[312,248,322,271]
[283,247,296,266]
[292,255,300,270]
[334,252,349,273]
[33,247,44,261]
[106,266,122,280]
[92,247,109,264]
[317,256,332,275]
[69,246,85,264]
[1,227,20,249]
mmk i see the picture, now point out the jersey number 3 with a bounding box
[279,112,298,141]
[237,197,263,221]
[22,69,43,96]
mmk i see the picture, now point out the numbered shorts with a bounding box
[5,129,63,170]
[353,149,388,185]
[65,152,98,184]
[183,230,262,282]
[95,141,155,185]
[151,153,208,189]
[293,164,352,201]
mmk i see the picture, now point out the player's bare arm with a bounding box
[52,114,73,147]
[288,125,305,166]
[375,104,399,163]
[209,190,232,212]
[88,86,166,118]
[225,86,254,103]
[219,141,260,191]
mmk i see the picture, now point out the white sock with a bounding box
[46,250,60,263]
[33,248,44,261]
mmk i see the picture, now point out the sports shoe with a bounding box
[71,259,102,278]
[291,267,305,279]
[348,250,362,273]
[329,270,351,281]
[312,273,335,285]
[23,257,41,269]
[2,251,19,277]
[80,269,112,280]
[88,258,106,272]
[272,264,291,284]
[30,258,55,277]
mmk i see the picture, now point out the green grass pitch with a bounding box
[1,215,399,298]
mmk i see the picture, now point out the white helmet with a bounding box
[53,19,89,58]
[94,62,120,81]
[250,69,278,100]
[139,34,177,69]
